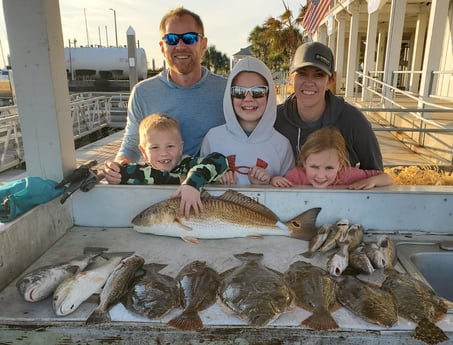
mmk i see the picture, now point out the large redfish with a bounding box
[132,190,321,243]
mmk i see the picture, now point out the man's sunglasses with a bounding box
[162,32,203,46]
[231,86,269,99]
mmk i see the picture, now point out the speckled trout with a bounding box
[132,190,321,244]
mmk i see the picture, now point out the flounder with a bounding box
[381,272,449,345]
[167,260,220,330]
[284,261,339,330]
[337,275,398,328]
[122,263,180,319]
[219,252,293,327]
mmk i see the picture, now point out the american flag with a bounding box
[301,0,334,35]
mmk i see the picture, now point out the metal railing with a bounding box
[355,72,453,164]
[366,69,453,102]
[71,95,109,139]
[0,93,128,172]
[0,106,23,171]
[274,69,453,164]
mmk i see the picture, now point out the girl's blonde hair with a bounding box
[139,113,181,145]
[298,127,350,168]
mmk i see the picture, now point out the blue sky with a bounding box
[0,0,306,69]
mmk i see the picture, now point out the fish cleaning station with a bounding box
[1,1,453,345]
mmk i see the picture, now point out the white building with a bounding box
[310,0,453,101]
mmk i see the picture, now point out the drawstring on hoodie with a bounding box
[296,127,301,155]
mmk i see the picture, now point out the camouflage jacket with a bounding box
[119,152,228,191]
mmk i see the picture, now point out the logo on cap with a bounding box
[315,53,331,69]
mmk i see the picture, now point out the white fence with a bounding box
[0,93,128,172]
[0,106,22,171]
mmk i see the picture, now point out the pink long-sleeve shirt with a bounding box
[285,166,382,186]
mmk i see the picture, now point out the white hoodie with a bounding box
[201,57,294,185]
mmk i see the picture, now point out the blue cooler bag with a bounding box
[0,177,64,222]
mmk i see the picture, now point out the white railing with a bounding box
[355,72,453,164]
[274,70,453,165]
[71,95,109,139]
[0,93,128,172]
[0,108,23,171]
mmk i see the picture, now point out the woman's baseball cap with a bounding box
[290,41,334,77]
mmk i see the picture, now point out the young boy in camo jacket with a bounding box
[119,113,228,218]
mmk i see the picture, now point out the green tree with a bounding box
[203,45,230,75]
[248,25,270,63]
[248,1,307,71]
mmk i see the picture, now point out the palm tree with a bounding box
[248,26,270,63]
[248,1,307,71]
[202,45,230,75]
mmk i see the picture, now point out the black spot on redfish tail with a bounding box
[286,207,322,241]
[414,317,449,345]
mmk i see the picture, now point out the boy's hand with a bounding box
[248,166,270,185]
[217,170,237,184]
[103,159,128,184]
[171,185,203,218]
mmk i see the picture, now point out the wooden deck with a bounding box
[75,129,124,169]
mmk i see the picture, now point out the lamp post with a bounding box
[109,8,118,47]
[105,25,109,47]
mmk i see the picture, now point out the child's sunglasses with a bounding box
[162,32,203,46]
[231,86,269,99]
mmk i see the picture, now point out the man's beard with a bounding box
[167,56,196,76]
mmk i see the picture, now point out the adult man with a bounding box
[275,41,383,170]
[104,7,227,183]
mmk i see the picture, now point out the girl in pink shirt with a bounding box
[271,127,392,189]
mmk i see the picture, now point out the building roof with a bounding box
[233,45,252,57]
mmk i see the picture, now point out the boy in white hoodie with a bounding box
[201,57,294,185]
